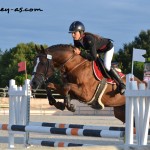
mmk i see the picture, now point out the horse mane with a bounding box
[48,44,75,51]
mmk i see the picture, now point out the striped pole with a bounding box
[1,124,124,138]
[0,124,8,130]
[29,121,125,131]
[1,123,150,135]
[28,139,92,147]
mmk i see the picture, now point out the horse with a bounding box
[30,44,143,123]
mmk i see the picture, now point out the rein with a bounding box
[67,59,88,74]
[45,53,75,84]
[57,53,75,72]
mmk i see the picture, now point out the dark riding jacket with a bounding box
[74,32,113,61]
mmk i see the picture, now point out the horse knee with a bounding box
[63,84,71,95]
[48,95,56,105]
[46,88,56,105]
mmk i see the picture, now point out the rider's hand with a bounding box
[74,48,81,55]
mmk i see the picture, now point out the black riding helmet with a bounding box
[69,21,85,33]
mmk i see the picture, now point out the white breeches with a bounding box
[104,47,114,71]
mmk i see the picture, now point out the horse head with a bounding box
[30,44,75,89]
[30,45,54,89]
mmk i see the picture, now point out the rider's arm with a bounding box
[80,36,97,61]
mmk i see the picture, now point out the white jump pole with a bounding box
[140,81,150,145]
[8,79,31,148]
[8,79,17,148]
[125,74,134,145]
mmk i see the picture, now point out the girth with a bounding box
[87,78,107,108]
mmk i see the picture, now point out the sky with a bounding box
[0,0,150,52]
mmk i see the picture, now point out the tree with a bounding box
[113,29,150,80]
[0,42,48,87]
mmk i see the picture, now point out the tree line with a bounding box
[0,30,150,87]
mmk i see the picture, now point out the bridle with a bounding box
[32,53,75,84]
[32,54,54,84]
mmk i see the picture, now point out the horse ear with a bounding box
[35,44,40,53]
[40,45,45,54]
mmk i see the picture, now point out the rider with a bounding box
[68,21,126,95]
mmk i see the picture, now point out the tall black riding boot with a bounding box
[108,68,126,95]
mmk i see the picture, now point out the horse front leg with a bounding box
[46,87,56,105]
[64,94,76,112]
[63,82,88,112]
[46,83,66,111]
[47,82,76,112]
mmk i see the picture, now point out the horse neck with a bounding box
[47,47,74,68]
[64,54,86,73]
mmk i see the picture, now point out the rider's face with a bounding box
[71,31,81,40]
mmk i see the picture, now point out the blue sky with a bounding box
[0,0,150,52]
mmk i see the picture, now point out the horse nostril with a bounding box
[33,81,36,86]
[31,81,37,88]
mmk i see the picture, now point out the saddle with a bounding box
[93,58,124,84]
[89,58,125,110]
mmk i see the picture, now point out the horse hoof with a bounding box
[91,103,102,110]
[55,102,65,111]
[67,104,76,112]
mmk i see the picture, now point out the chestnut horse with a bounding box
[30,44,142,123]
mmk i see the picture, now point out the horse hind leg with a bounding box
[113,105,125,123]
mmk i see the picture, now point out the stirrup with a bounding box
[119,83,126,95]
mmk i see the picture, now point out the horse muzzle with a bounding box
[30,76,44,90]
